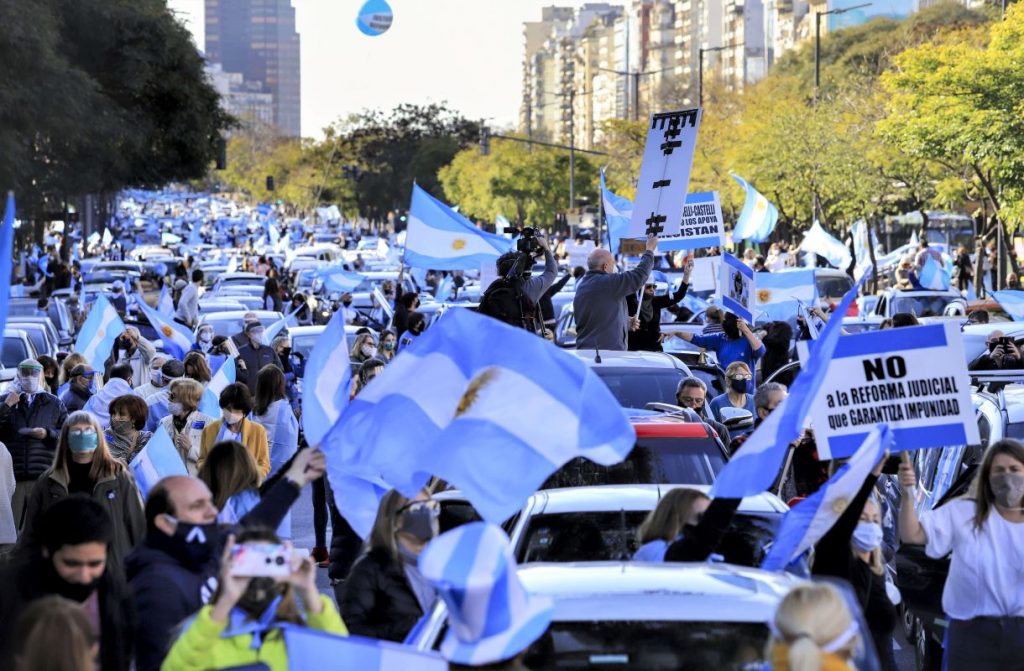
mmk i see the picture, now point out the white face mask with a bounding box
[222,411,244,426]
[852,521,884,553]
[168,402,185,417]
[199,332,213,344]
[19,375,39,393]
[151,370,164,386]
[362,345,377,358]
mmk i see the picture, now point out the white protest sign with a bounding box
[479,261,498,292]
[690,256,718,293]
[566,240,595,270]
[658,192,725,252]
[627,108,703,239]
[718,252,754,322]
[799,321,979,459]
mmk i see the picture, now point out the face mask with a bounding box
[199,332,213,344]
[249,331,264,344]
[362,345,377,358]
[398,504,438,543]
[50,569,101,603]
[19,376,39,393]
[237,577,285,618]
[68,431,98,453]
[342,300,352,307]
[990,472,1024,509]
[110,419,134,436]
[86,378,97,395]
[151,370,164,386]
[223,411,244,426]
[168,401,185,417]
[162,517,221,569]
[730,378,748,394]
[383,341,395,352]
[851,521,884,553]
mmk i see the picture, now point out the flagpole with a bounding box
[597,168,606,251]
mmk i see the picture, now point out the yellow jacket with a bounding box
[199,417,271,480]
[161,596,347,671]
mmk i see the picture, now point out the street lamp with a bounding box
[815,3,871,92]
[596,66,673,120]
[698,42,743,107]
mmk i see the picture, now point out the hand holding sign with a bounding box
[645,234,659,252]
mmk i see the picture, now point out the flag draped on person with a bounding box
[137,301,192,361]
[801,220,852,270]
[199,358,236,419]
[320,309,635,536]
[761,425,893,571]
[710,275,867,498]
[730,174,778,242]
[404,184,511,270]
[919,255,951,291]
[600,168,632,253]
[129,425,188,499]
[75,294,126,371]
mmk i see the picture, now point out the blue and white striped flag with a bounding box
[75,294,126,371]
[199,357,235,419]
[315,265,364,293]
[321,309,634,534]
[0,193,15,338]
[919,255,950,291]
[301,308,352,446]
[710,274,866,498]
[157,286,175,317]
[761,425,892,571]
[137,301,192,361]
[129,425,188,499]
[435,274,454,301]
[405,184,511,270]
[600,167,632,253]
[284,628,446,670]
[731,174,778,242]
[263,305,301,345]
[992,290,1024,321]
[755,270,818,306]
[801,220,852,270]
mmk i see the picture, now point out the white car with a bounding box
[194,310,283,338]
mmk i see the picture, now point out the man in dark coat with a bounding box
[234,320,283,395]
[59,363,95,413]
[627,259,694,352]
[574,235,657,351]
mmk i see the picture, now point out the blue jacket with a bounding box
[573,251,655,351]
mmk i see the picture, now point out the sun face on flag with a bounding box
[97,328,105,339]
[161,325,174,338]
[451,238,467,251]
[754,197,768,214]
[757,289,771,304]
[830,497,849,514]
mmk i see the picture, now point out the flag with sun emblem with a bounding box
[138,300,193,360]
[319,308,634,533]
[404,184,512,270]
[754,269,818,321]
[731,173,778,242]
[75,294,125,371]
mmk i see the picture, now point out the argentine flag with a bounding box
[263,305,301,345]
[0,193,16,337]
[137,301,192,361]
[919,255,950,291]
[75,294,126,372]
[130,425,188,499]
[405,184,511,270]
[711,274,866,498]
[315,265,364,293]
[199,357,235,419]
[801,221,852,270]
[761,425,893,571]
[301,308,353,446]
[600,168,632,253]
[284,628,445,670]
[731,174,778,242]
[157,286,175,317]
[992,290,1024,321]
[755,270,818,321]
[321,309,634,532]
[435,274,454,301]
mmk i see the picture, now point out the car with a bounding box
[194,310,283,338]
[565,349,693,409]
[2,329,38,384]
[408,562,882,671]
[871,288,967,321]
[197,298,247,314]
[212,272,266,292]
[7,318,61,358]
[816,269,857,314]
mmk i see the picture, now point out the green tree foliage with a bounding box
[0,0,231,216]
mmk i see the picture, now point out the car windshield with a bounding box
[592,368,685,408]
[2,337,28,368]
[818,275,854,299]
[517,511,779,566]
[291,334,318,359]
[521,620,769,670]
[22,329,48,356]
[201,315,279,337]
[544,436,724,488]
[890,295,956,317]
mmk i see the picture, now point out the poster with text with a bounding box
[718,252,754,322]
[657,191,725,251]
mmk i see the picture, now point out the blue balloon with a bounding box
[356,0,393,36]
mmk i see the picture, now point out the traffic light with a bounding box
[266,175,275,192]
[479,124,490,156]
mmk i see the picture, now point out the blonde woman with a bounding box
[349,332,378,365]
[20,410,145,570]
[159,378,213,476]
[708,362,755,428]
[769,583,859,671]
[635,486,741,563]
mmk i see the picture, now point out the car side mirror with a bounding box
[719,407,754,431]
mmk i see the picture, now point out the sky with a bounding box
[167,0,578,139]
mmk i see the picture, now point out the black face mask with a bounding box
[237,577,285,617]
[44,561,102,603]
[158,519,222,570]
[342,300,352,307]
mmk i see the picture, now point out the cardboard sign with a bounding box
[718,253,754,322]
[627,108,703,239]
[799,322,979,459]
[658,192,725,251]
[566,240,595,271]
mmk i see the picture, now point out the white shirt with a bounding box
[920,498,1024,619]
[176,282,200,326]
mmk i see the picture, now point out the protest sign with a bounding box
[658,192,725,251]
[627,108,702,239]
[718,252,754,322]
[799,322,979,459]
[690,256,718,293]
[566,239,595,270]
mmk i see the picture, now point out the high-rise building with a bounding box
[205,0,301,137]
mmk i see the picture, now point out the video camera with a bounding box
[514,227,543,257]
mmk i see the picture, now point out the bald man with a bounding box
[573,234,659,351]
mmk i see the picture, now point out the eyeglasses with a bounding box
[729,375,752,381]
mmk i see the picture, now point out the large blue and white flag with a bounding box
[731,174,778,242]
[263,305,301,345]
[199,357,235,419]
[137,301,192,361]
[711,274,866,498]
[600,168,633,253]
[75,294,126,371]
[129,425,188,499]
[802,220,852,270]
[321,309,634,533]
[157,286,175,317]
[755,269,818,306]
[761,425,892,571]
[919,255,950,291]
[851,220,880,280]
[405,184,511,270]
[284,628,445,670]
[315,265,365,293]
[301,308,353,446]
[992,290,1024,321]
[0,193,15,337]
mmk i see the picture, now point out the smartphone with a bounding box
[230,542,291,578]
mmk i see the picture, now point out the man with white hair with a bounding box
[104,325,156,387]
[573,234,658,351]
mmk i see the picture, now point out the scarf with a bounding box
[770,643,855,671]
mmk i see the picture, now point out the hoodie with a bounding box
[83,377,134,427]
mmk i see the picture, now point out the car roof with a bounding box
[198,310,280,321]
[568,349,688,370]
[217,272,263,280]
[517,562,797,621]
[529,484,787,515]
[998,385,1024,425]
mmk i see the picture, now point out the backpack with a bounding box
[478,277,541,333]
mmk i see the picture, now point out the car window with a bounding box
[890,295,956,318]
[544,436,724,488]
[22,329,48,357]
[2,338,28,368]
[593,368,686,408]
[1004,422,1024,442]
[817,276,854,298]
[291,335,318,359]
[438,500,482,535]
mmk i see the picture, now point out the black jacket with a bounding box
[627,282,690,352]
[664,495,742,562]
[60,386,91,413]
[0,392,68,481]
[539,273,572,324]
[235,344,283,395]
[340,547,423,642]
[125,478,301,671]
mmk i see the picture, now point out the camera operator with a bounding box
[973,331,1023,371]
[478,229,557,334]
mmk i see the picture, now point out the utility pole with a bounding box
[568,87,576,211]
[815,4,871,96]
[698,44,743,106]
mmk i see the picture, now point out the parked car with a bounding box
[1,329,38,384]
[194,310,283,338]
[7,318,60,358]
[565,349,693,410]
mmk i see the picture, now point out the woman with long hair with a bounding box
[13,595,98,671]
[104,394,152,464]
[378,330,397,363]
[197,440,266,527]
[20,410,145,570]
[900,440,1024,670]
[36,355,59,395]
[183,351,212,385]
[263,277,283,312]
[635,487,741,563]
[161,527,346,671]
[339,488,439,641]
[349,332,378,365]
[768,583,860,671]
[708,362,756,430]
[251,365,298,478]
[159,378,214,476]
